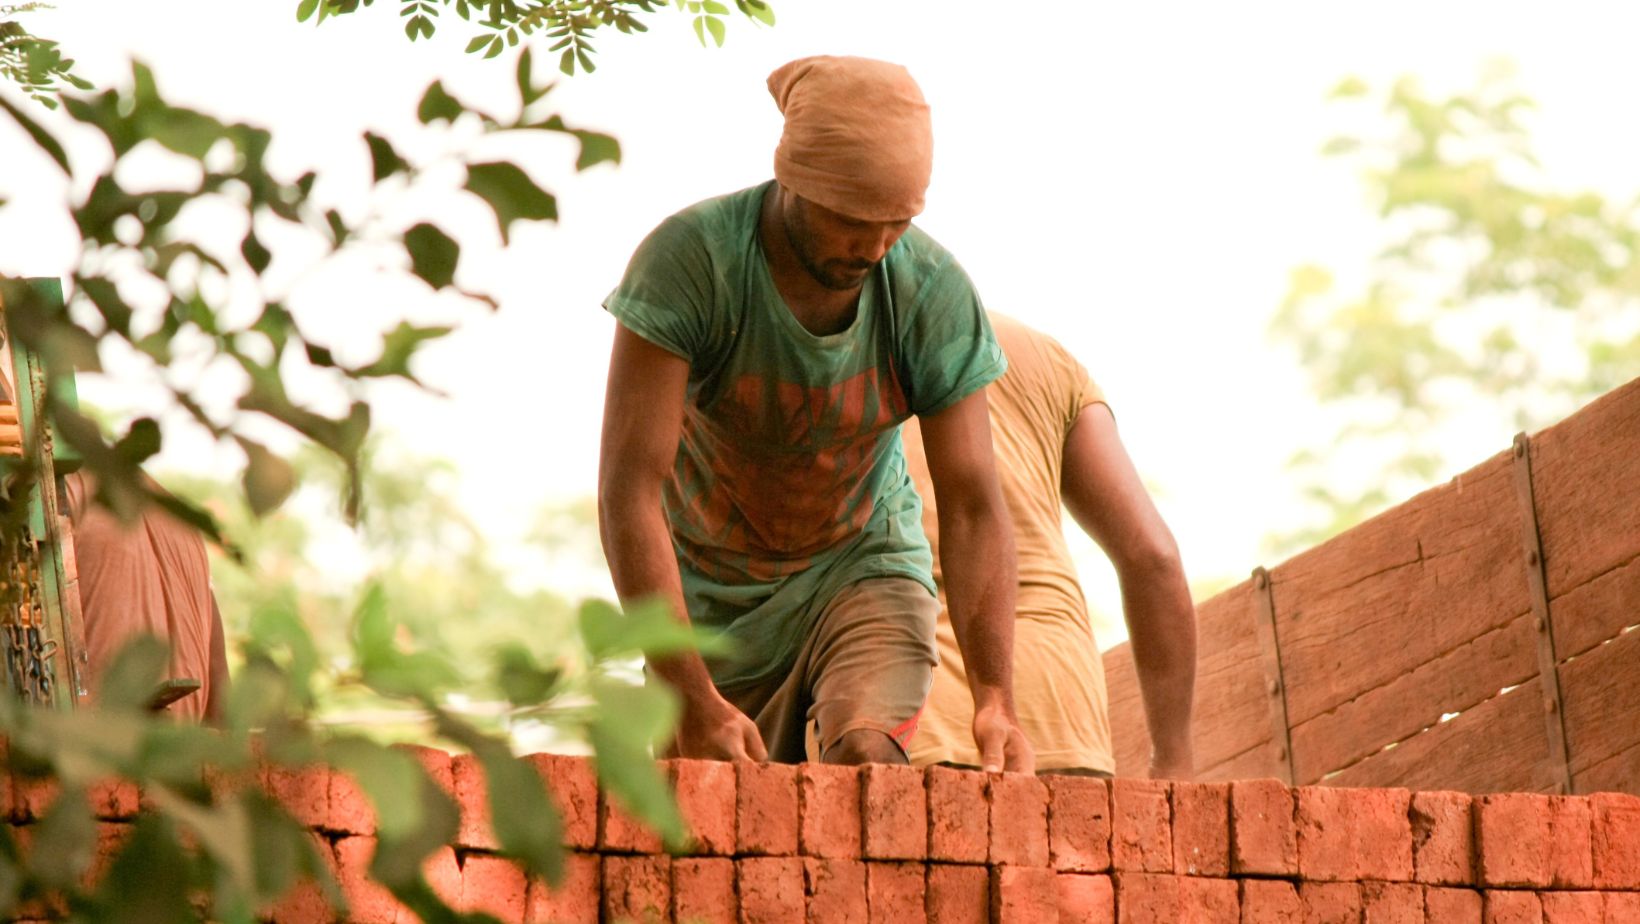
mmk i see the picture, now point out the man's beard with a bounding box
[784,205,874,291]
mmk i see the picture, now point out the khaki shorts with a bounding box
[723,576,940,763]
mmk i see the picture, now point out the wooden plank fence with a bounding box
[1103,376,1640,794]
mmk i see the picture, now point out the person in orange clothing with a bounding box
[903,313,1197,778]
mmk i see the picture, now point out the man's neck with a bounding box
[759,187,861,337]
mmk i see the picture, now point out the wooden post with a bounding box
[1511,432,1575,795]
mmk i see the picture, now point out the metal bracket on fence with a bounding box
[1511,432,1575,795]
[1251,566,1297,785]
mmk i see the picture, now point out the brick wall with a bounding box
[13,751,1640,922]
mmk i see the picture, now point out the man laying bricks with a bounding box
[903,314,1197,778]
[598,56,1031,770]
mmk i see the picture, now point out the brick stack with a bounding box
[7,750,1640,922]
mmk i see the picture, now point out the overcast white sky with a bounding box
[5,1,1639,646]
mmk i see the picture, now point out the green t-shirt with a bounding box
[604,181,1005,690]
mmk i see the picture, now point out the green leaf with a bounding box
[29,789,97,887]
[241,229,272,273]
[238,437,297,516]
[571,130,621,171]
[416,80,463,125]
[516,47,548,106]
[140,105,226,160]
[559,48,576,75]
[704,15,726,46]
[493,643,564,707]
[403,222,459,289]
[1327,75,1370,99]
[463,161,557,243]
[0,93,71,173]
[113,416,163,466]
[98,635,172,710]
[90,814,195,923]
[464,33,490,53]
[352,320,452,381]
[364,131,407,182]
[297,0,321,20]
[577,597,728,662]
[586,679,686,848]
[702,0,728,13]
[691,14,706,46]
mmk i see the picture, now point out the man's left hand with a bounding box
[973,703,1035,774]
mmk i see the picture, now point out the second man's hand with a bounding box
[973,700,1035,774]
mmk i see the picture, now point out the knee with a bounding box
[822,728,907,766]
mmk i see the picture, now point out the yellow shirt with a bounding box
[902,312,1113,772]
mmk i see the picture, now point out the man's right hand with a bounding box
[675,695,769,762]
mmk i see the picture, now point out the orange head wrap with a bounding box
[767,55,933,223]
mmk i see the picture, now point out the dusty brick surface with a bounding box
[670,758,736,856]
[334,836,400,924]
[1605,892,1640,921]
[327,769,374,837]
[1055,873,1113,924]
[738,761,801,858]
[453,753,496,851]
[862,764,926,861]
[1483,889,1543,924]
[87,778,140,822]
[1424,886,1483,924]
[1113,871,1178,923]
[1361,880,1421,924]
[1410,790,1474,885]
[1295,786,1412,882]
[926,765,988,864]
[1178,876,1237,920]
[1239,879,1303,923]
[738,856,805,924]
[804,858,866,923]
[1230,778,1297,876]
[603,854,670,924]
[9,771,58,824]
[535,752,599,851]
[425,844,464,909]
[526,850,600,924]
[263,763,331,830]
[801,763,863,860]
[1477,793,1553,888]
[1297,880,1361,924]
[1111,778,1171,873]
[1171,782,1229,876]
[602,793,665,855]
[1539,891,1604,924]
[991,865,1058,924]
[1047,774,1110,873]
[866,861,925,923]
[671,856,736,924]
[926,863,989,924]
[261,831,338,924]
[988,772,1049,867]
[460,854,527,922]
[1548,796,1594,890]
[460,753,600,853]
[1592,792,1640,889]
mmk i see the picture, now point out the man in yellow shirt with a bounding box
[903,313,1196,777]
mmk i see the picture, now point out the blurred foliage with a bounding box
[0,47,618,542]
[299,0,776,74]
[0,5,89,109]
[1268,65,1640,557]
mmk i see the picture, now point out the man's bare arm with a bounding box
[1061,404,1196,779]
[919,390,1032,773]
[597,324,767,761]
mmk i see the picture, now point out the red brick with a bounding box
[1173,782,1230,876]
[1361,881,1420,924]
[1055,872,1113,924]
[262,831,338,924]
[1297,881,1360,924]
[801,763,863,860]
[526,851,600,924]
[1296,786,1412,882]
[10,772,59,823]
[738,761,801,857]
[992,865,1058,924]
[738,856,805,924]
[671,758,736,856]
[333,837,400,924]
[867,861,925,923]
[396,743,455,794]
[862,764,926,861]
[1483,890,1542,924]
[602,793,665,854]
[1540,891,1604,924]
[1592,792,1640,889]
[1410,790,1474,885]
[88,778,140,821]
[1047,775,1110,873]
[454,753,496,850]
[1605,892,1640,921]
[1240,879,1303,924]
[1549,796,1594,889]
[926,864,988,924]
[534,753,599,851]
[85,823,133,889]
[1111,778,1171,873]
[1232,778,1298,877]
[603,854,670,924]
[1114,871,1177,923]
[263,763,331,830]
[427,844,463,909]
[988,772,1049,867]
[804,858,866,923]
[1424,887,1483,924]
[327,770,374,836]
[926,766,987,864]
[672,856,737,924]
[460,854,527,922]
[1477,793,1553,888]
[1179,876,1238,921]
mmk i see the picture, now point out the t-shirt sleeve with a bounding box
[602,216,718,364]
[899,256,1007,417]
